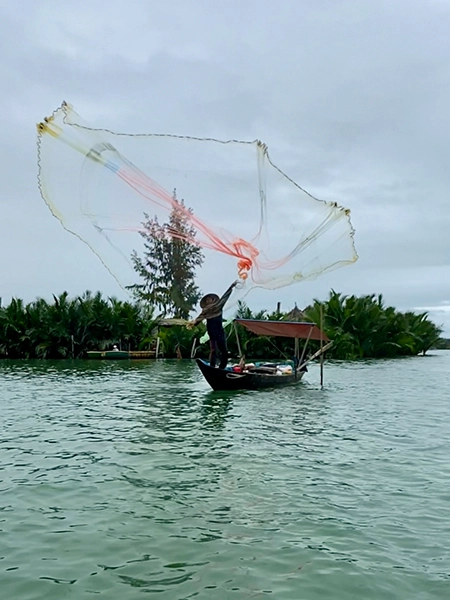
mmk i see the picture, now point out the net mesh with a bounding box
[37,102,358,300]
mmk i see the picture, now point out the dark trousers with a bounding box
[207,317,228,369]
[209,336,228,369]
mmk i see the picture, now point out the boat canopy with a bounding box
[234,319,329,341]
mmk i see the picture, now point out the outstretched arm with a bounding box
[217,280,239,309]
[186,280,239,328]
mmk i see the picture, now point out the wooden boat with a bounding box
[196,357,307,391]
[195,318,332,391]
[86,350,156,360]
[87,350,130,360]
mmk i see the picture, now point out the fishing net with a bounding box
[37,102,357,302]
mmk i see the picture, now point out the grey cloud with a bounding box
[1,0,450,332]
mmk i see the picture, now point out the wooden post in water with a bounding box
[320,303,324,388]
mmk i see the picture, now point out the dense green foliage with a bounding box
[217,292,443,361]
[0,289,444,360]
[0,292,156,359]
[303,291,443,358]
[129,191,204,319]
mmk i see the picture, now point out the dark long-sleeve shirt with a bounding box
[193,283,235,325]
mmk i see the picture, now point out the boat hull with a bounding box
[196,359,304,391]
[86,350,155,360]
[87,351,129,360]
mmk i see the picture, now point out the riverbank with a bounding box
[0,290,443,360]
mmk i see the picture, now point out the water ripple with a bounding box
[1,354,449,599]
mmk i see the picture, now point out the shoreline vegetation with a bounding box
[0,290,446,361]
[2,198,446,361]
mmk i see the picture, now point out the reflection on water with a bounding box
[1,354,450,599]
[200,395,233,429]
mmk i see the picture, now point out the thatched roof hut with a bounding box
[283,304,306,321]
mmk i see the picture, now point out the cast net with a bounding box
[37,102,357,302]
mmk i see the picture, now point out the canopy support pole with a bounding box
[234,321,243,360]
[298,341,333,371]
[299,326,313,368]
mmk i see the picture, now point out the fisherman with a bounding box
[187,281,238,369]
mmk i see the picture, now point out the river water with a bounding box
[1,352,449,599]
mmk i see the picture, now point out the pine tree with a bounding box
[129,190,204,319]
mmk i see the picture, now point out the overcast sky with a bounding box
[1,0,450,333]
